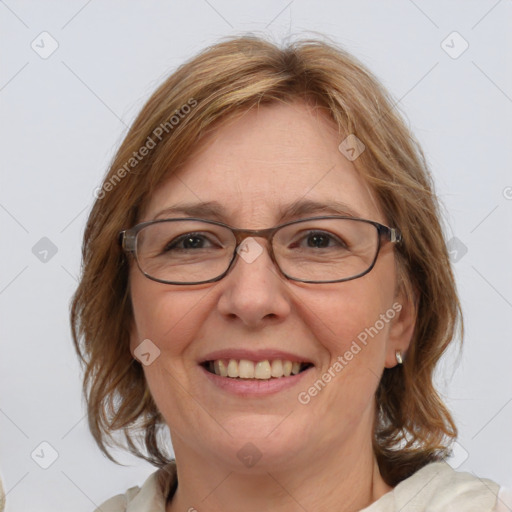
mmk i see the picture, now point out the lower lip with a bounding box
[200,365,313,396]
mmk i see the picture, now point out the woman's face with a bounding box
[129,101,414,471]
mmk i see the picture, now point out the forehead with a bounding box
[143,101,383,226]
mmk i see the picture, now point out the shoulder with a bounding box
[396,462,499,510]
[0,473,5,512]
[94,462,177,512]
[364,462,500,511]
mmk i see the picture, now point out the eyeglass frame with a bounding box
[119,215,402,285]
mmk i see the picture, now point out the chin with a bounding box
[197,414,311,472]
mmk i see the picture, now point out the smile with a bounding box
[202,359,314,380]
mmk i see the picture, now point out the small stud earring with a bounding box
[395,350,403,365]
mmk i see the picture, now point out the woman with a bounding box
[71,35,500,511]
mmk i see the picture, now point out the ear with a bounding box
[384,290,417,369]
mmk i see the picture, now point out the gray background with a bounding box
[1,1,511,511]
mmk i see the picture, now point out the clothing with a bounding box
[95,460,500,511]
[0,473,5,512]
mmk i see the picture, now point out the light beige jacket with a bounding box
[0,474,5,512]
[95,461,500,512]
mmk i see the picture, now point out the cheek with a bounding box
[305,277,394,352]
[129,274,210,360]
[129,275,216,418]
[296,260,397,400]
[292,279,396,435]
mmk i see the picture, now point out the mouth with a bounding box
[201,359,314,380]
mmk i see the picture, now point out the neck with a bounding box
[167,435,392,512]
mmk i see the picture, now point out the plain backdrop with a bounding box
[1,1,511,511]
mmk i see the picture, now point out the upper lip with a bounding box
[199,349,315,365]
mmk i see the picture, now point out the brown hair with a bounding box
[71,34,461,486]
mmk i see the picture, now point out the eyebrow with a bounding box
[153,199,362,224]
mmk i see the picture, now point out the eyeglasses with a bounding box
[119,216,402,285]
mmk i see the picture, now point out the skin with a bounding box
[129,100,416,512]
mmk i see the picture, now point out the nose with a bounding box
[216,237,292,328]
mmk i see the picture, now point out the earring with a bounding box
[395,350,403,365]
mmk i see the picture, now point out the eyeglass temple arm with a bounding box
[119,230,137,252]
[387,227,402,244]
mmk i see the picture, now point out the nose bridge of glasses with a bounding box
[232,225,277,247]
[230,226,280,272]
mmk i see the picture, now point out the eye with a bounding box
[163,232,218,252]
[305,232,336,249]
[292,230,348,250]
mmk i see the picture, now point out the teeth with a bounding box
[214,359,228,377]
[270,360,283,377]
[208,359,310,379]
[254,360,271,379]
[239,359,255,378]
[227,359,238,378]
